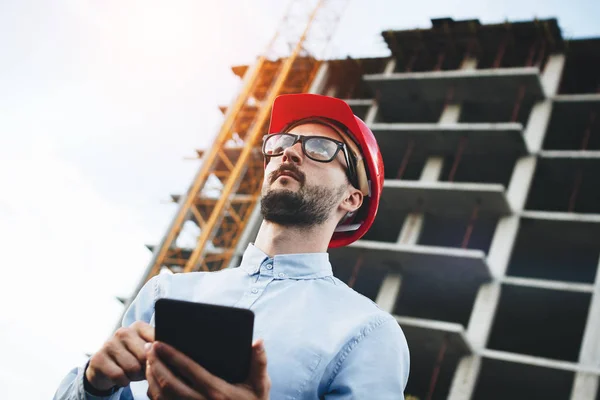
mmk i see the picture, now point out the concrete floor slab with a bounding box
[330,240,491,283]
[343,99,373,120]
[364,67,545,104]
[540,150,600,160]
[554,94,600,102]
[343,99,373,107]
[501,276,595,293]
[396,315,472,355]
[481,349,600,374]
[382,180,511,216]
[371,122,527,156]
[520,210,600,224]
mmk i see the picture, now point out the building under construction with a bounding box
[125,12,600,400]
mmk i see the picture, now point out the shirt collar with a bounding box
[239,243,333,280]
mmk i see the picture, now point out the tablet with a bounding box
[154,298,255,383]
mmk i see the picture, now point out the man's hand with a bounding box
[85,321,155,391]
[145,339,271,400]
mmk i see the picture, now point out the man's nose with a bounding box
[281,142,303,164]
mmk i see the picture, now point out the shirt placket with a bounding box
[235,258,275,309]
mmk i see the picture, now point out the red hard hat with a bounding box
[267,93,384,248]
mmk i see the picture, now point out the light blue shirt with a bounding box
[55,243,410,399]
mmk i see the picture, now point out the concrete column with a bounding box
[570,373,599,400]
[365,102,379,125]
[397,157,444,244]
[309,62,330,95]
[439,104,462,124]
[460,58,478,70]
[392,57,477,309]
[377,55,451,310]
[578,255,600,368]
[449,53,565,400]
[447,355,483,400]
[541,54,566,97]
[375,273,402,313]
[524,102,553,153]
[448,171,529,399]
[506,156,537,213]
[384,58,397,75]
[524,54,565,153]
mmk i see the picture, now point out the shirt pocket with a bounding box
[269,347,322,400]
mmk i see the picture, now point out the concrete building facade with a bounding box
[226,17,600,399]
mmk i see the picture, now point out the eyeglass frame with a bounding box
[261,133,358,188]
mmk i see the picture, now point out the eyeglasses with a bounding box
[262,133,357,187]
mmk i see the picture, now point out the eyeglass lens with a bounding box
[264,134,339,162]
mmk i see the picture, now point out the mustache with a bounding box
[269,164,305,185]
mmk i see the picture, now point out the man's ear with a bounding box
[342,187,363,213]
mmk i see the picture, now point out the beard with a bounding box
[260,181,346,228]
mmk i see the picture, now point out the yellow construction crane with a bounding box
[120,0,350,316]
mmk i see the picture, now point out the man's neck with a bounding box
[253,220,332,257]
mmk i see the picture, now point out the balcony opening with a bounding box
[488,284,590,361]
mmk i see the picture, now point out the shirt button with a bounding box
[266,263,273,270]
[251,288,259,294]
[278,272,285,278]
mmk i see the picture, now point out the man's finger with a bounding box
[147,347,204,400]
[91,352,131,388]
[132,321,155,343]
[153,341,229,397]
[122,331,150,366]
[248,339,270,396]
[106,339,145,381]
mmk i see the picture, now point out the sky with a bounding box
[0,0,598,398]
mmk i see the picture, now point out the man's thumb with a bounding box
[248,339,270,395]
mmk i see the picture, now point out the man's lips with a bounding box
[277,172,299,181]
[271,169,302,184]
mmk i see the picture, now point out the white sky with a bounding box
[0,0,598,398]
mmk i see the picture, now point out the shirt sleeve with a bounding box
[52,275,163,400]
[323,316,410,400]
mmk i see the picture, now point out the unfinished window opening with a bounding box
[473,358,575,400]
[361,207,407,243]
[392,48,464,73]
[377,100,445,123]
[439,154,516,187]
[378,146,428,181]
[331,262,389,302]
[508,218,600,283]
[559,39,600,94]
[488,284,590,361]
[393,272,480,326]
[459,99,535,126]
[476,37,551,71]
[526,158,600,214]
[419,214,498,254]
[346,103,370,121]
[403,333,464,400]
[324,58,388,100]
[543,100,600,150]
